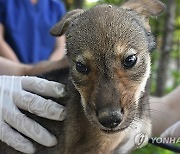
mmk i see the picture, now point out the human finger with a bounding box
[0,122,35,154]
[21,76,65,98]
[4,111,57,147]
[14,90,66,121]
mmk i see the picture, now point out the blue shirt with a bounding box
[0,0,66,64]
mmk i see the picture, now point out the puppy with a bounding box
[0,0,165,153]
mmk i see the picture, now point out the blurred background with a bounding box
[62,0,180,153]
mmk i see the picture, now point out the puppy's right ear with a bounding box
[121,0,165,32]
[50,9,84,36]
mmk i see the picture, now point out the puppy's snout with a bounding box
[97,109,123,129]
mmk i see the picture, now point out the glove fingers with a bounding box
[14,91,66,121]
[0,122,35,154]
[21,76,65,98]
[4,111,57,147]
[161,121,180,138]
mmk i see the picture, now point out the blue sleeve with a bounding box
[0,0,5,24]
[56,0,67,21]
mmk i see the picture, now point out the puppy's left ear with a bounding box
[121,0,165,32]
[50,9,84,36]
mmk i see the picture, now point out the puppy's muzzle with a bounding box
[97,108,123,129]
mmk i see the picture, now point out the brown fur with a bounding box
[0,0,165,153]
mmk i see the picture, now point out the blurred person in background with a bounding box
[0,0,66,64]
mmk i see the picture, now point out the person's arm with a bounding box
[0,57,31,75]
[161,121,180,138]
[150,86,180,136]
[0,56,69,76]
[0,23,20,62]
[49,35,66,61]
[27,56,69,75]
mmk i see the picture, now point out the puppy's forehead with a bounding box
[67,5,149,56]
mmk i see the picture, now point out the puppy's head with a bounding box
[51,0,164,133]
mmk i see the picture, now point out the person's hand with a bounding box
[161,121,180,138]
[0,76,66,153]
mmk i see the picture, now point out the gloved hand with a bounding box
[0,76,66,154]
[161,121,180,138]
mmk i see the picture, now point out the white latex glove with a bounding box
[161,121,180,138]
[0,76,66,154]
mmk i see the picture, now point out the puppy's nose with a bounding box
[97,109,123,129]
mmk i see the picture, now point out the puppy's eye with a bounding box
[76,62,89,74]
[123,55,137,68]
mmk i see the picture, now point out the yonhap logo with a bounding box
[150,137,180,144]
[134,132,149,148]
[134,132,180,149]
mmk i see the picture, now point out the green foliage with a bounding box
[84,1,98,9]
[150,0,180,93]
[133,144,176,154]
[150,50,160,94]
[171,70,180,84]
[98,0,123,5]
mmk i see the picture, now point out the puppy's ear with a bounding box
[50,9,84,36]
[121,0,165,32]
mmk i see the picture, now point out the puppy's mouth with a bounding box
[100,126,128,134]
